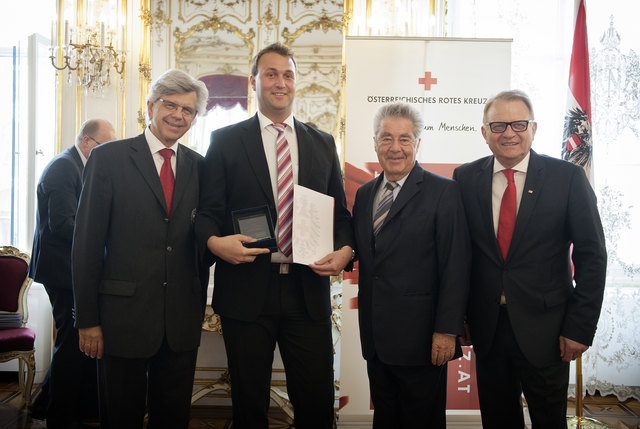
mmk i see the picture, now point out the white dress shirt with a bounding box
[257,111,299,263]
[145,127,177,178]
[491,152,530,236]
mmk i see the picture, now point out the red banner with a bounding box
[446,347,480,409]
[562,0,592,169]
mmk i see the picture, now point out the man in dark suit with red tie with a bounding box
[453,90,607,428]
[72,69,209,428]
[352,102,471,428]
[196,43,354,428]
[29,118,115,428]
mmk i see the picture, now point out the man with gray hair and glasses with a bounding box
[72,69,210,428]
[352,102,470,428]
[453,89,606,428]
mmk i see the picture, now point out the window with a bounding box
[0,1,56,250]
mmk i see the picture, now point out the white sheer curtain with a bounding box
[583,1,640,401]
[447,0,640,401]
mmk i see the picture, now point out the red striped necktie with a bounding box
[273,123,293,257]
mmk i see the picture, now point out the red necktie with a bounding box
[273,123,293,257]
[497,169,516,259]
[159,148,175,216]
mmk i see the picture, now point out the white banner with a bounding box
[340,36,511,419]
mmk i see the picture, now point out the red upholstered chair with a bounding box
[0,246,36,406]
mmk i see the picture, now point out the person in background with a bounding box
[29,118,115,428]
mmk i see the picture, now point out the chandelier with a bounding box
[50,20,126,94]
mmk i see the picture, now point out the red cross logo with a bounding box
[418,72,438,90]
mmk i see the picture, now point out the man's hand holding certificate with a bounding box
[293,185,353,276]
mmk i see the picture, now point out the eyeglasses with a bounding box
[485,120,534,133]
[376,136,416,147]
[157,98,196,119]
[88,136,103,145]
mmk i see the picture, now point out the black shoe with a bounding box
[29,384,48,420]
[28,400,47,420]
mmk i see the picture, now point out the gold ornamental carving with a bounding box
[202,308,223,334]
[138,63,152,82]
[297,62,338,79]
[178,0,252,25]
[174,16,255,63]
[140,5,154,27]
[281,13,342,46]
[296,83,339,105]
[137,109,147,130]
[256,3,279,27]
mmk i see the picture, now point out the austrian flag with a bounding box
[562,0,592,168]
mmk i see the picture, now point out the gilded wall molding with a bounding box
[138,0,152,133]
[290,0,342,8]
[256,3,279,27]
[140,5,153,26]
[297,62,338,79]
[296,83,339,105]
[286,0,344,24]
[281,13,342,46]
[178,0,252,25]
[150,0,173,44]
[174,16,255,63]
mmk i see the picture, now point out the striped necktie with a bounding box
[373,181,398,235]
[273,122,293,257]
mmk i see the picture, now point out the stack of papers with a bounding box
[0,313,23,329]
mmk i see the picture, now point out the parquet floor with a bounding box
[1,372,638,428]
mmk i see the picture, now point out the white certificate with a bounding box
[292,184,334,265]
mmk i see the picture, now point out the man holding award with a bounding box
[196,43,354,429]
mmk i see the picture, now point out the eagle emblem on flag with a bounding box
[562,0,592,170]
[562,106,592,166]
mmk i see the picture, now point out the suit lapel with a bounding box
[172,144,193,213]
[295,119,313,187]
[68,147,84,174]
[382,162,422,231]
[475,157,504,261]
[128,134,169,215]
[242,115,276,206]
[361,174,384,248]
[508,150,544,259]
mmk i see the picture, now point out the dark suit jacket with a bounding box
[72,133,207,359]
[29,146,84,288]
[353,162,471,366]
[195,115,354,321]
[453,150,607,368]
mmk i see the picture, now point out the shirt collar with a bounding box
[257,111,295,133]
[145,127,179,154]
[74,144,88,166]
[493,151,530,174]
[382,171,410,189]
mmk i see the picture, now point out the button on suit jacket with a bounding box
[353,162,471,366]
[453,150,607,368]
[72,134,207,358]
[195,115,354,321]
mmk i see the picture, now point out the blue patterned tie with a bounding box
[373,181,398,235]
